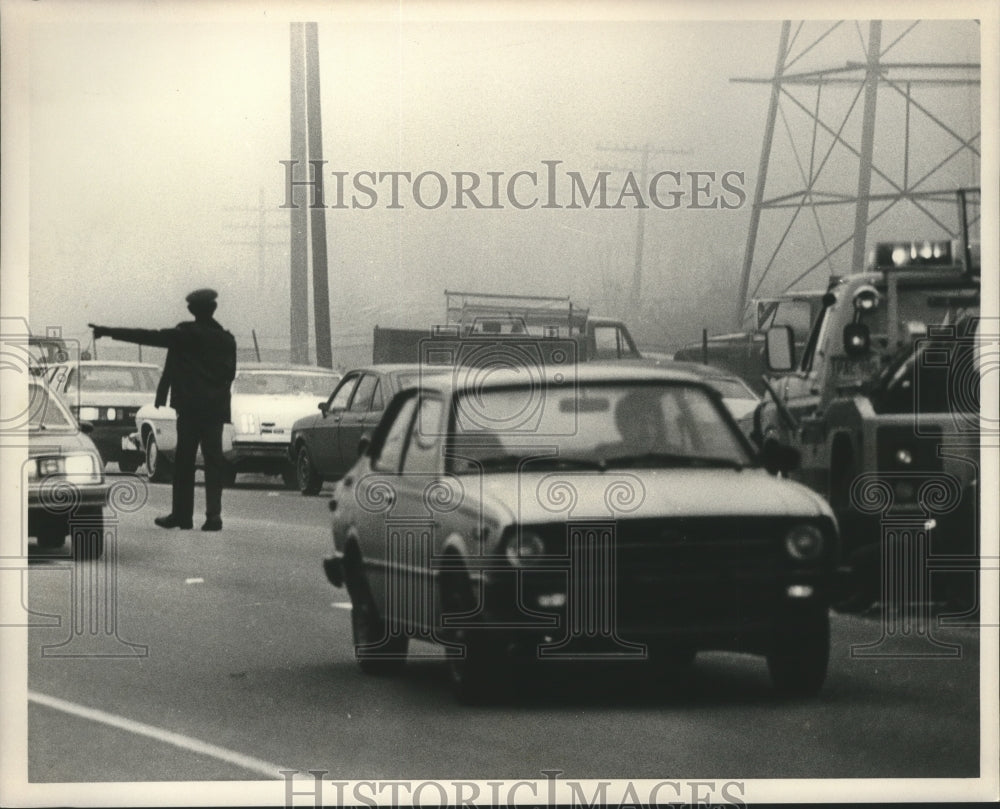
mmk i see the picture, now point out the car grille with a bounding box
[531,517,798,633]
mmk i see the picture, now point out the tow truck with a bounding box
[754,205,981,609]
[372,290,644,366]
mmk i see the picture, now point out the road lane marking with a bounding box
[28,691,292,779]
[185,577,205,584]
[331,602,352,610]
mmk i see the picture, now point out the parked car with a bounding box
[134,363,340,486]
[323,364,838,703]
[47,360,160,473]
[26,376,108,558]
[289,364,441,495]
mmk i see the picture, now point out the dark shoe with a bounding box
[154,514,193,530]
[201,517,223,532]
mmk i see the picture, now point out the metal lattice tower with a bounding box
[732,20,980,328]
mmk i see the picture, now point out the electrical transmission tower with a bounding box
[732,20,980,328]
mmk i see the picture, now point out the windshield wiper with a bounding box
[601,452,744,470]
[474,454,527,471]
[523,456,608,471]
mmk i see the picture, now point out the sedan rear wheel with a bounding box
[296,445,323,496]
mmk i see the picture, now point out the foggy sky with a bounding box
[15,4,983,365]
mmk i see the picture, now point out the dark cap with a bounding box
[185,288,218,306]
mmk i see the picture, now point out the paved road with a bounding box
[24,476,981,784]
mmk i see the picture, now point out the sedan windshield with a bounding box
[449,381,753,472]
[28,382,75,431]
[233,371,340,396]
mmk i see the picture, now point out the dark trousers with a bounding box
[173,412,226,521]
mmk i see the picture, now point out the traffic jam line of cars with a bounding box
[27,353,834,704]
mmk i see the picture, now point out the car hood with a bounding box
[231,394,327,425]
[476,468,832,526]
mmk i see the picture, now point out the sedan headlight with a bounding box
[784,524,825,562]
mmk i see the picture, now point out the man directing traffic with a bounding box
[90,288,237,531]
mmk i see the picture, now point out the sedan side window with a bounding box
[369,379,384,412]
[402,396,444,474]
[373,394,418,473]
[349,374,378,412]
[328,375,359,411]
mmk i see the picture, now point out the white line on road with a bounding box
[185,577,205,584]
[28,691,292,779]
[331,602,352,610]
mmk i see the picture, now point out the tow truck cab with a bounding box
[757,238,981,605]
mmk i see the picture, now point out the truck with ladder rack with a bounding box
[372,290,644,367]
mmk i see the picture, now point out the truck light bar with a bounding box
[869,240,953,270]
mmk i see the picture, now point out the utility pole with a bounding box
[597,143,690,313]
[288,22,310,364]
[304,22,333,369]
[222,188,286,297]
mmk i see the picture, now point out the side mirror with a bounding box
[357,434,371,457]
[760,437,800,476]
[843,322,871,357]
[318,401,329,415]
[765,326,795,372]
[78,420,95,435]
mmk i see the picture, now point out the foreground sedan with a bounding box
[324,365,838,703]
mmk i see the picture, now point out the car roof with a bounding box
[51,360,161,370]
[236,362,341,373]
[404,362,714,397]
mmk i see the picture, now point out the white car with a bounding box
[134,363,341,487]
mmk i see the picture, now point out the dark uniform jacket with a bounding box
[104,320,237,422]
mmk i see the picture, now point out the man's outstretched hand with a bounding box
[88,324,109,339]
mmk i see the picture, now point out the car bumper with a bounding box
[230,440,294,471]
[478,567,832,653]
[27,481,109,535]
